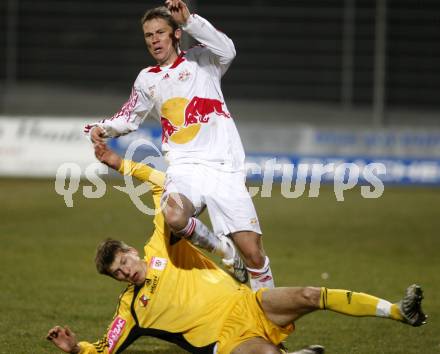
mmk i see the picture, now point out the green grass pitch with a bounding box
[0,178,439,353]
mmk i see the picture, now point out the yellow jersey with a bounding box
[78,160,251,354]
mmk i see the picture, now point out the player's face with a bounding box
[143,18,181,66]
[109,249,146,286]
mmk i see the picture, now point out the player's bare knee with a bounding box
[163,205,187,231]
[241,250,265,269]
[165,194,184,211]
[301,287,321,308]
[232,233,266,268]
[164,193,195,230]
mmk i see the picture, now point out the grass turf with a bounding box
[0,178,438,353]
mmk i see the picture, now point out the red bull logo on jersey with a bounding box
[107,316,126,353]
[160,96,230,144]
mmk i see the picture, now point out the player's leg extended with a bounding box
[261,285,427,328]
[320,284,427,326]
[319,287,404,320]
[232,231,275,290]
[163,192,195,231]
[261,287,321,327]
[163,193,236,264]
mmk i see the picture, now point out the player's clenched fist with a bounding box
[165,0,190,25]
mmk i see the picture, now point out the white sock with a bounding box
[177,217,227,256]
[217,235,235,260]
[176,217,196,238]
[247,256,275,290]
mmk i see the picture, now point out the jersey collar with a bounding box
[147,51,187,73]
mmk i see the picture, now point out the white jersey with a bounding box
[87,14,246,172]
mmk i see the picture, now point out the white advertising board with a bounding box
[0,117,96,177]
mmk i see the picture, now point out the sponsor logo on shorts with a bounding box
[107,316,126,353]
[250,217,258,225]
[150,257,168,271]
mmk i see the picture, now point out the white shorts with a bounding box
[163,164,262,236]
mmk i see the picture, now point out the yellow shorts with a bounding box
[217,288,295,354]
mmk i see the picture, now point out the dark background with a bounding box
[1,0,439,121]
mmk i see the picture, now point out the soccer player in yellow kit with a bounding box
[47,143,427,354]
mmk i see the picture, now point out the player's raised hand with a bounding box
[165,0,190,25]
[94,141,122,171]
[46,325,81,354]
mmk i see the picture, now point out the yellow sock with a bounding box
[320,288,403,321]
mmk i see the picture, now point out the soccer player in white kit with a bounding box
[85,0,274,290]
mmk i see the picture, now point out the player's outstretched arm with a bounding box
[93,140,165,187]
[46,326,81,354]
[94,141,122,171]
[47,313,138,354]
[261,285,426,328]
[83,77,154,140]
